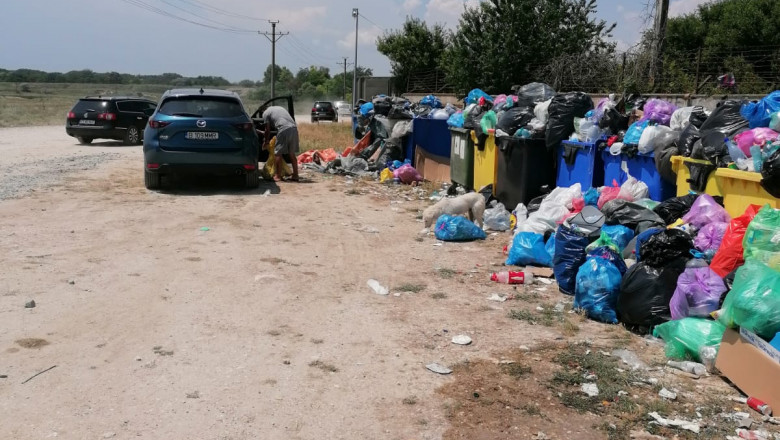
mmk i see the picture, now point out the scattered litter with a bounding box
[583,373,598,380]
[200,227,210,232]
[360,226,380,234]
[738,417,754,429]
[537,278,553,285]
[24,300,35,309]
[766,417,780,425]
[721,412,751,422]
[536,306,545,311]
[262,189,271,197]
[426,363,452,375]
[519,345,531,352]
[419,228,430,235]
[666,360,707,376]
[659,388,678,400]
[433,243,443,247]
[532,432,549,440]
[731,396,749,404]
[452,335,472,345]
[553,302,565,313]
[487,293,507,302]
[612,349,648,371]
[735,428,772,440]
[618,390,629,396]
[367,279,389,295]
[527,267,554,278]
[581,383,600,397]
[648,411,701,433]
[393,292,401,297]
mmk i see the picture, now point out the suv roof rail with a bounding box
[81,95,144,100]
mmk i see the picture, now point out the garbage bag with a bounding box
[434,214,487,242]
[574,246,627,324]
[483,202,512,231]
[496,106,535,135]
[741,91,780,128]
[638,228,694,268]
[633,198,660,210]
[566,205,605,238]
[618,176,649,201]
[506,232,552,267]
[585,231,620,254]
[419,94,442,109]
[466,88,493,105]
[670,106,697,131]
[599,106,630,134]
[734,127,780,157]
[691,130,731,166]
[480,110,497,133]
[718,260,780,339]
[583,187,600,207]
[742,205,780,271]
[601,224,635,251]
[682,194,730,229]
[602,199,665,234]
[640,99,677,126]
[553,224,592,295]
[617,257,688,330]
[360,102,374,117]
[546,92,593,152]
[670,266,727,319]
[516,202,569,235]
[430,109,449,120]
[638,125,679,153]
[534,99,552,125]
[633,227,664,262]
[516,82,556,107]
[689,107,709,128]
[653,194,698,225]
[624,120,649,145]
[393,164,422,184]
[463,105,484,130]
[710,204,762,277]
[545,235,556,263]
[598,184,623,209]
[677,124,701,156]
[543,183,582,210]
[699,99,749,136]
[762,148,780,197]
[691,223,726,255]
[493,94,507,110]
[652,318,727,361]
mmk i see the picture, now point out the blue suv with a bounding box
[143,88,260,190]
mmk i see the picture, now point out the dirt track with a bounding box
[0,126,747,439]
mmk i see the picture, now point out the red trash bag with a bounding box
[709,204,761,277]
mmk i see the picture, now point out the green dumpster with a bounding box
[449,128,474,189]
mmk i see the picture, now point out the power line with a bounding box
[359,13,385,33]
[158,0,254,31]
[118,0,255,34]
[173,0,270,21]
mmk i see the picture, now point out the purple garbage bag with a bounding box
[670,266,727,320]
[694,222,728,253]
[394,164,422,184]
[640,99,678,126]
[682,194,731,229]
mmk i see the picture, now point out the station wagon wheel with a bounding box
[124,126,141,145]
[76,136,93,145]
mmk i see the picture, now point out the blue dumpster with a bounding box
[601,149,675,202]
[556,140,606,191]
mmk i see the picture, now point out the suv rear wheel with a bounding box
[245,169,260,189]
[144,170,161,190]
[124,126,141,145]
[77,136,93,145]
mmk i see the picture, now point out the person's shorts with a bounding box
[274,127,299,156]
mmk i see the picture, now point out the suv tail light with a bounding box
[233,122,254,131]
[149,119,170,129]
[312,107,317,112]
[97,112,117,121]
[67,111,76,119]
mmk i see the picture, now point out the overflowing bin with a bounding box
[556,140,606,191]
[495,137,556,210]
[449,128,475,189]
[602,149,676,202]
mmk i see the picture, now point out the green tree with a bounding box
[261,64,294,86]
[443,0,615,94]
[377,17,450,91]
[295,66,331,88]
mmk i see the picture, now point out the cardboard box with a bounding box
[414,148,451,183]
[716,328,780,411]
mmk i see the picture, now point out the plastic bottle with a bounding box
[726,138,746,161]
[751,145,764,173]
[490,271,534,284]
[667,360,707,376]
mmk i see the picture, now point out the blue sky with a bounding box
[0,0,710,82]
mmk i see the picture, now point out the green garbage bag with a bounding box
[585,231,620,254]
[718,259,780,339]
[653,318,726,361]
[480,110,497,133]
[743,205,780,271]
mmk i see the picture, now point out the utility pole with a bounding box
[259,20,288,98]
[338,57,352,101]
[352,8,359,111]
[649,0,670,89]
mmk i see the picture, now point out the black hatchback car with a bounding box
[311,101,337,123]
[66,97,157,145]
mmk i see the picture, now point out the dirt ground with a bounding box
[0,126,775,439]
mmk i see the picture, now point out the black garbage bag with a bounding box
[373,97,393,116]
[689,106,709,128]
[655,145,678,184]
[761,148,780,198]
[546,92,594,152]
[692,130,731,166]
[602,199,666,234]
[388,105,413,120]
[684,160,718,192]
[638,229,694,268]
[496,106,535,135]
[677,124,700,157]
[412,105,433,118]
[553,224,593,296]
[622,235,639,259]
[515,82,556,107]
[617,257,688,331]
[463,106,484,130]
[599,106,630,134]
[374,138,404,167]
[698,99,749,137]
[625,94,647,112]
[653,194,698,225]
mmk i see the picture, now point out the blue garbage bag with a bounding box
[466,88,493,105]
[601,224,635,252]
[360,102,374,117]
[506,232,551,267]
[434,215,486,242]
[741,91,780,128]
[545,235,556,263]
[447,112,464,128]
[624,120,649,145]
[574,246,628,324]
[553,224,591,295]
[583,187,600,207]
[420,94,443,109]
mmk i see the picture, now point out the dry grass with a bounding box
[297,122,353,152]
[309,360,339,373]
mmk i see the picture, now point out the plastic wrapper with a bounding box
[546,92,593,152]
[466,89,492,105]
[699,99,749,136]
[483,202,512,231]
[553,224,592,295]
[434,214,486,242]
[602,199,665,234]
[624,120,649,145]
[506,232,552,267]
[617,257,688,330]
[742,205,780,271]
[640,99,677,126]
[669,266,727,319]
[516,82,556,107]
[583,187,599,206]
[710,204,762,277]
[734,127,780,157]
[762,147,780,197]
[574,246,627,324]
[694,222,728,253]
[740,91,780,128]
[601,224,634,251]
[718,260,780,339]
[618,176,649,201]
[534,99,552,125]
[447,111,464,128]
[638,125,679,153]
[682,194,730,229]
[496,106,535,135]
[638,228,694,268]
[652,318,727,361]
[653,194,698,225]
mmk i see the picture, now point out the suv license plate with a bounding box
[79,119,95,125]
[186,132,219,140]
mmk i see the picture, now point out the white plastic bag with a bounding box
[638,125,679,154]
[534,99,552,125]
[618,176,649,201]
[670,107,695,131]
[578,120,604,143]
[542,183,582,210]
[430,109,450,120]
[483,202,512,231]
[512,203,528,231]
[391,120,413,139]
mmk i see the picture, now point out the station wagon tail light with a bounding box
[67,111,76,119]
[149,119,170,128]
[97,112,117,121]
[233,122,254,131]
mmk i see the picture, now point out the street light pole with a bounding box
[352,8,359,112]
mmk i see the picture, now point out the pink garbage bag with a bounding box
[682,194,731,229]
[393,164,422,184]
[734,127,780,157]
